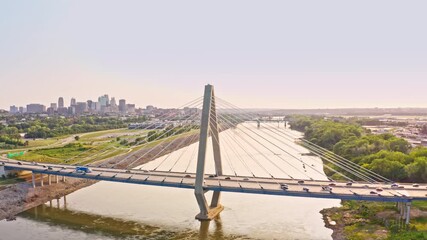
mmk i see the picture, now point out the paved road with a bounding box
[2,158,427,203]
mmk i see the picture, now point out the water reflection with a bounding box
[16,197,244,240]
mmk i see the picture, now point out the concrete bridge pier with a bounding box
[195,84,224,221]
[48,174,52,185]
[40,174,44,186]
[405,202,411,225]
[55,175,59,184]
[31,172,36,188]
[62,176,66,182]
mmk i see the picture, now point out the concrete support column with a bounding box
[48,174,51,185]
[40,174,44,186]
[402,202,406,219]
[55,175,59,184]
[62,176,66,182]
[406,202,411,225]
[32,172,36,188]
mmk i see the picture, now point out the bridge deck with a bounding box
[2,159,427,202]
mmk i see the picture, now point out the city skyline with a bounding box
[1,1,426,110]
[8,94,138,115]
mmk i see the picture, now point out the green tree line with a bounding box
[289,116,427,183]
[0,116,147,148]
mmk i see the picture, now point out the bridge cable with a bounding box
[217,97,392,183]
[216,98,371,183]
[112,107,203,169]
[104,97,203,168]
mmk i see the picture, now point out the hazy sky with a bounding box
[0,1,426,110]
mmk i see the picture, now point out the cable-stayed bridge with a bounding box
[1,85,426,223]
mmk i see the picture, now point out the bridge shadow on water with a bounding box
[18,197,248,240]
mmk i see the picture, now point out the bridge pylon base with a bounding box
[195,204,224,221]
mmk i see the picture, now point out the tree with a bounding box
[74,135,80,141]
[405,157,427,182]
[368,159,407,181]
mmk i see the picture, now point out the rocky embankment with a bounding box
[0,178,95,220]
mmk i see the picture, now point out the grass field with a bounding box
[9,128,151,165]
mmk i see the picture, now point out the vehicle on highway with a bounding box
[243,177,249,181]
[125,170,131,173]
[303,187,309,192]
[185,174,191,178]
[280,183,288,190]
[370,191,377,194]
[376,188,383,192]
[413,184,420,187]
[329,183,336,187]
[75,166,92,173]
[321,186,332,192]
[47,166,53,170]
[17,162,22,165]
[391,183,399,188]
[225,176,231,180]
[297,180,304,184]
[346,182,353,186]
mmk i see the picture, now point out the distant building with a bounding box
[70,98,76,106]
[19,106,26,113]
[9,105,18,114]
[126,104,136,114]
[47,107,55,115]
[57,107,68,115]
[27,104,46,113]
[87,100,93,110]
[58,97,64,108]
[110,97,117,107]
[76,102,88,114]
[119,99,126,113]
[50,103,58,111]
[68,106,76,115]
[93,102,100,112]
[98,95,109,107]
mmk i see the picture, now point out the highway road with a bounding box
[2,158,427,203]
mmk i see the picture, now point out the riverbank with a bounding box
[0,178,96,220]
[0,133,199,221]
[321,200,427,240]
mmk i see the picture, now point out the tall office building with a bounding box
[70,98,76,106]
[98,94,109,107]
[119,99,126,113]
[58,97,64,108]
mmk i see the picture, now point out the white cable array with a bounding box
[216,98,356,182]
[217,97,392,183]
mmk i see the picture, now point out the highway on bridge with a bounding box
[2,158,427,203]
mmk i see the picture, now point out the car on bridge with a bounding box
[75,166,92,173]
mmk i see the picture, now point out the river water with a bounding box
[0,124,340,240]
